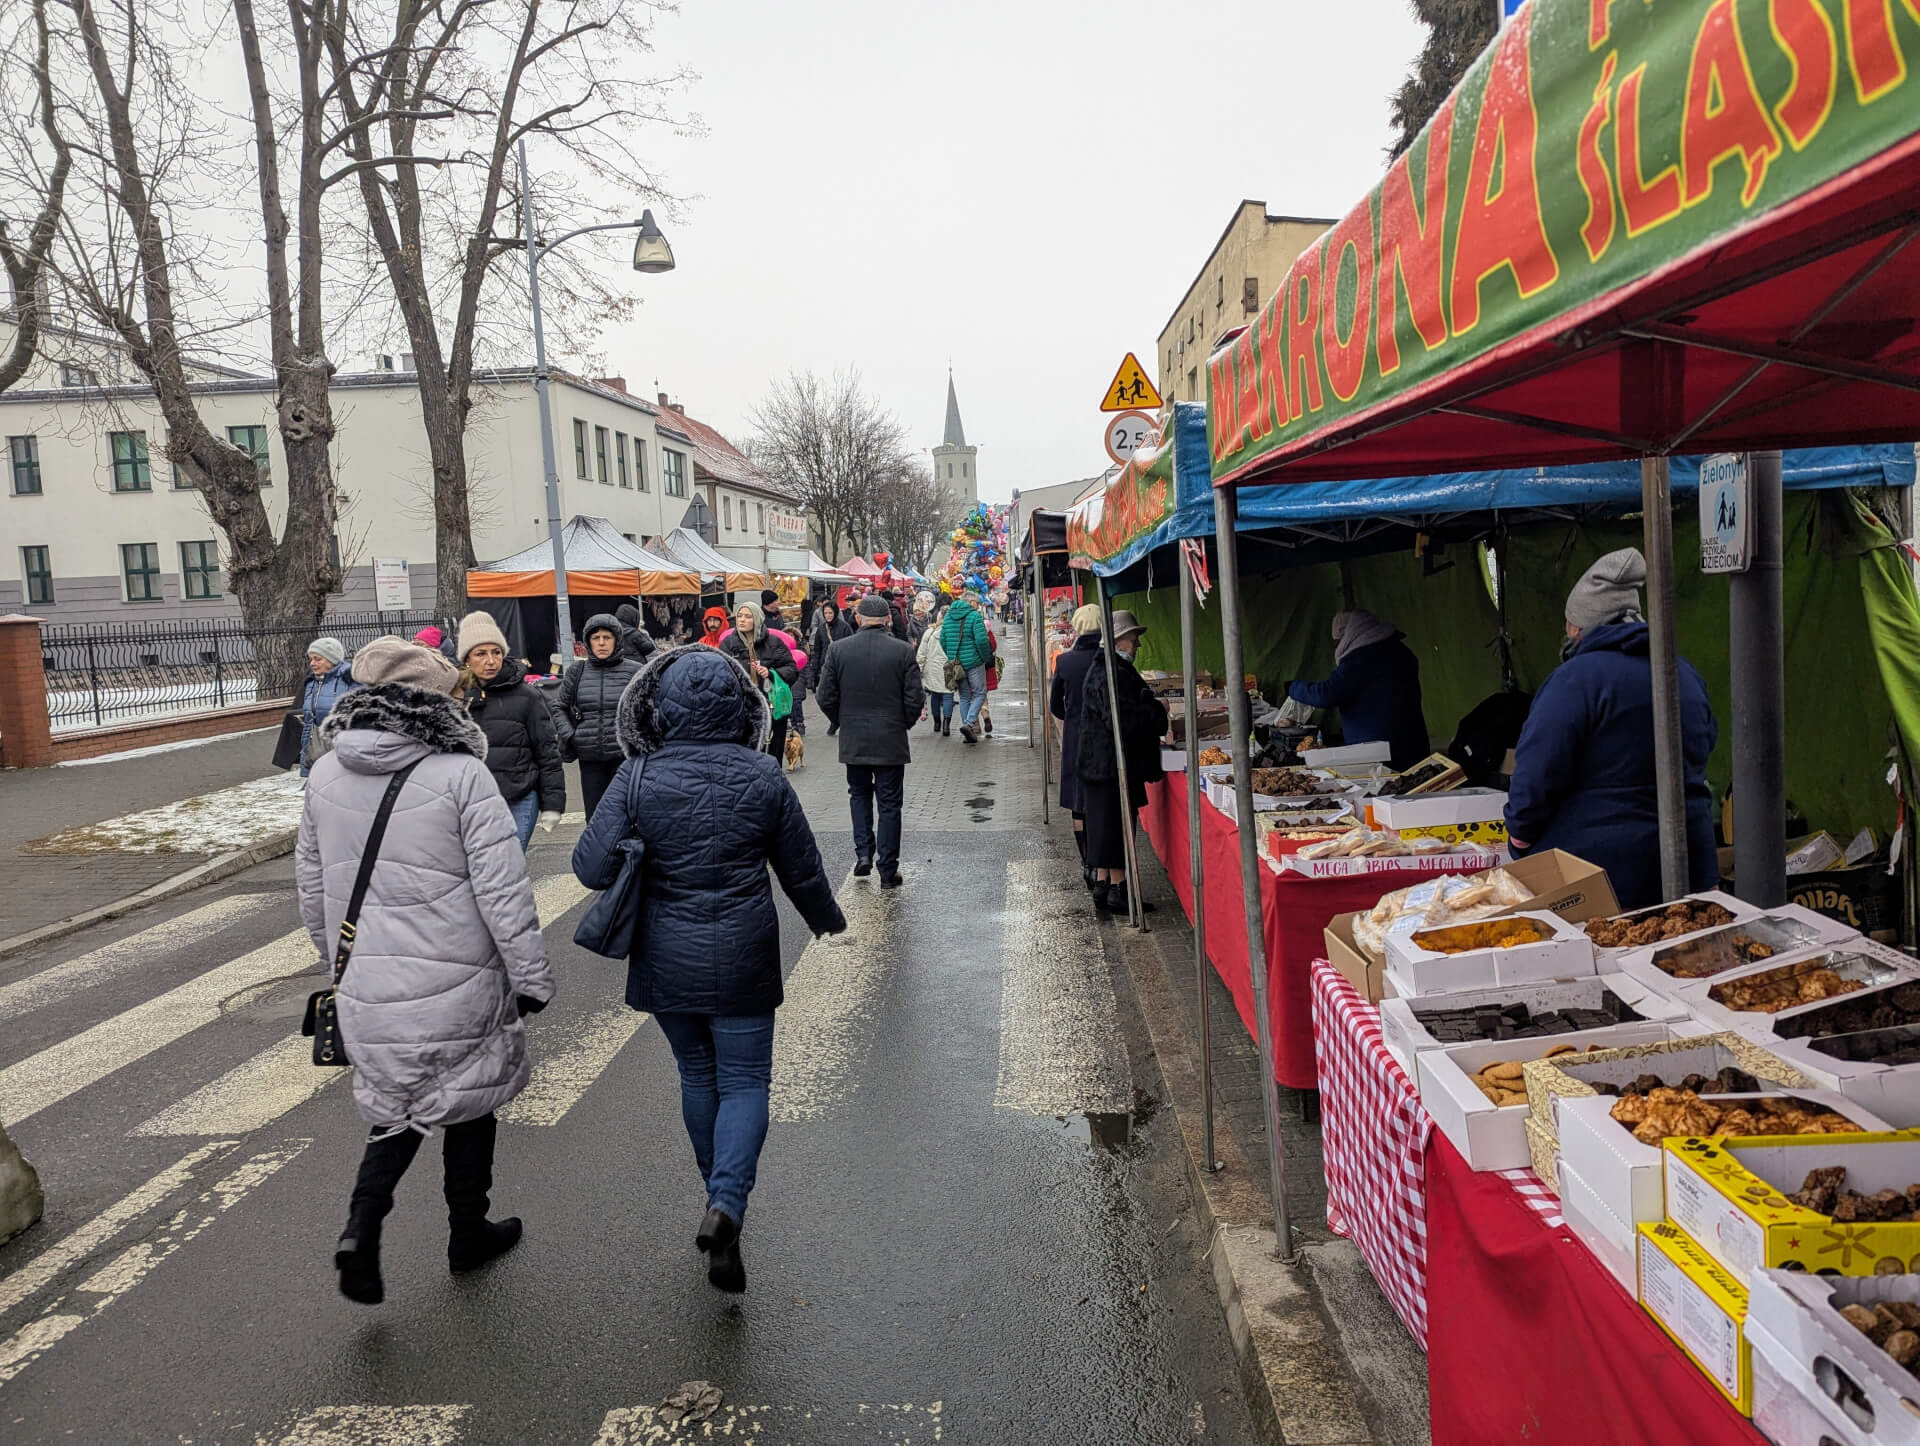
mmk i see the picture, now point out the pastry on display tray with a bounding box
[1585,899,1736,950]
[1643,915,1829,979]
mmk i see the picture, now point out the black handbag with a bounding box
[272,711,305,770]
[574,757,647,959]
[302,762,419,1066]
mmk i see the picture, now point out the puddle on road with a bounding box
[1054,1090,1159,1154]
[964,780,997,822]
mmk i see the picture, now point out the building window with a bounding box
[60,363,97,389]
[227,424,271,484]
[180,540,221,599]
[723,495,733,530]
[8,435,40,495]
[595,426,610,484]
[121,542,162,601]
[962,461,969,478]
[615,433,631,488]
[110,431,151,492]
[634,438,649,492]
[947,462,953,479]
[663,448,687,498]
[22,545,52,605]
[1165,349,1172,377]
[756,502,765,535]
[573,419,589,478]
[1188,366,1198,398]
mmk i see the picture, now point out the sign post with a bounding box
[372,557,412,610]
[1699,453,1753,574]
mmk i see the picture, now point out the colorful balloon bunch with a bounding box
[935,503,1011,606]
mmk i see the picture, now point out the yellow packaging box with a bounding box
[1396,818,1509,846]
[1662,1133,1920,1287]
[1637,1220,1751,1414]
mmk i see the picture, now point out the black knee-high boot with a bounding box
[443,1113,521,1272]
[338,1128,424,1305]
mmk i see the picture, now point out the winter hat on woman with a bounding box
[307,636,346,667]
[582,613,621,643]
[1071,603,1103,636]
[456,610,510,663]
[411,625,444,649]
[1565,547,1647,632]
[352,634,461,695]
[733,599,766,634]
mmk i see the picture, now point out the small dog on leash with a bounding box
[784,731,805,772]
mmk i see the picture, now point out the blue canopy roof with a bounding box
[1086,402,1914,576]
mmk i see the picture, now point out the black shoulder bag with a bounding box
[302,761,420,1067]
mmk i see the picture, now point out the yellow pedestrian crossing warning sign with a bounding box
[1100,353,1162,412]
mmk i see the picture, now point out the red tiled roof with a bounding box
[657,403,795,502]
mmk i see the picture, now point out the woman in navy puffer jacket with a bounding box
[572,646,845,1295]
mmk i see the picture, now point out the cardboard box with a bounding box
[1526,1111,1560,1187]
[1491,849,1621,925]
[1521,1034,1810,1138]
[1323,912,1383,1003]
[1378,973,1690,1075]
[1558,1151,1639,1295]
[1678,941,1920,1041]
[1584,890,1758,967]
[1418,1023,1679,1171]
[1366,788,1509,846]
[1664,1133,1920,1288]
[1615,908,1857,1001]
[1300,740,1391,767]
[1748,1269,1920,1446]
[1640,1220,1754,1413]
[1384,911,1596,998]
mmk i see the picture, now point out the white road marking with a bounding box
[0,1141,305,1388]
[768,866,915,1124]
[593,1402,943,1443]
[268,1405,471,1445]
[0,893,278,1020]
[498,1007,649,1126]
[994,859,1131,1118]
[131,1034,341,1137]
[534,872,593,927]
[0,1140,235,1319]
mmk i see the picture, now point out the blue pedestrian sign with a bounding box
[1699,453,1752,574]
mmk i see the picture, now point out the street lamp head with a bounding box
[631,210,674,274]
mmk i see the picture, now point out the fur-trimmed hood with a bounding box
[615,644,771,758]
[321,681,488,774]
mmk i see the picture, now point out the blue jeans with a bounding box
[506,791,538,851]
[927,691,952,727]
[956,665,988,726]
[847,763,904,871]
[653,1011,776,1224]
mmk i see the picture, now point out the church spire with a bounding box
[943,370,967,448]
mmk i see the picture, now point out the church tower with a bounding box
[931,371,978,507]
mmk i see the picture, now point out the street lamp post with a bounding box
[516,138,674,671]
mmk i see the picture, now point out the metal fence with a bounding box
[41,610,440,733]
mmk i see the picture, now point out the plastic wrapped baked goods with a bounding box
[1347,866,1539,962]
[1409,918,1550,955]
[1608,1090,1865,1145]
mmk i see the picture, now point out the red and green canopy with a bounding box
[1209,0,1920,486]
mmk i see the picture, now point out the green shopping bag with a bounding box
[768,670,793,721]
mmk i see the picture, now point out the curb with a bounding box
[0,830,298,962]
[1115,920,1378,1446]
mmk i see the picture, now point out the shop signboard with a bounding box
[767,509,808,549]
[1207,1,1920,486]
[1699,453,1752,574]
[372,557,412,609]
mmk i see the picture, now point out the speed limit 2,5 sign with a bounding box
[1104,410,1154,466]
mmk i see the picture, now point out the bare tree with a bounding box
[0,0,72,394]
[1385,0,1492,159]
[321,0,688,614]
[871,459,957,575]
[749,368,911,565]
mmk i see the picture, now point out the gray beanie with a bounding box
[351,634,461,695]
[306,636,345,667]
[1565,547,1647,631]
[733,599,766,634]
[855,594,892,621]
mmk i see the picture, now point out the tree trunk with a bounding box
[421,379,476,615]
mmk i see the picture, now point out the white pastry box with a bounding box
[1378,973,1689,1074]
[1583,890,1760,963]
[1748,1268,1920,1446]
[1415,1022,1679,1172]
[1613,908,1857,1002]
[1677,940,1920,1041]
[1384,911,1596,998]
[1300,740,1391,768]
[1557,1150,1639,1296]
[1768,1021,1920,1129]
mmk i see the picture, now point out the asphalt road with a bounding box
[0,645,1257,1445]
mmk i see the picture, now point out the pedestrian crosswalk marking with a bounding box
[994,859,1131,1118]
[499,1007,649,1126]
[593,1401,944,1443]
[769,866,916,1123]
[0,892,276,1020]
[131,1034,341,1137]
[0,1141,304,1388]
[268,1404,472,1445]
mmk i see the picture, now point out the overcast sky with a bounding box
[589,0,1427,502]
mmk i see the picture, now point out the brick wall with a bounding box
[47,700,290,764]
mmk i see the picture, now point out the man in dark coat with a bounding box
[818,594,925,889]
[1506,547,1719,910]
[1048,605,1104,886]
[1284,609,1429,770]
[613,604,656,664]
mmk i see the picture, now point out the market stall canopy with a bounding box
[650,526,766,593]
[1207,0,1920,487]
[804,551,856,584]
[1066,403,1211,572]
[467,515,699,596]
[838,556,885,581]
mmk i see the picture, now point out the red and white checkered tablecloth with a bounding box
[1309,961,1570,1348]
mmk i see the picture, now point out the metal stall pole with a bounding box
[1092,573,1146,931]
[1642,455,1691,900]
[1731,450,1787,908]
[1024,564,1037,754]
[1034,558,1050,822]
[1211,484,1296,1261]
[1179,543,1218,1170]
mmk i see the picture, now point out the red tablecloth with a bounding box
[1140,773,1450,1088]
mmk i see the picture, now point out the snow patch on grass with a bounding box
[24,773,305,855]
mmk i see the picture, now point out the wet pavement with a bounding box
[0,643,1259,1443]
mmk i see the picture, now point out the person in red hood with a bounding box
[698,606,729,647]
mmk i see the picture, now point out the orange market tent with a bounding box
[467,515,698,598]
[649,526,766,594]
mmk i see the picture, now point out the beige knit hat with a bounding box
[456,610,510,663]
[352,635,461,695]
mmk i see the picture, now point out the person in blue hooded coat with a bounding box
[1505,547,1720,911]
[1283,609,1429,770]
[571,646,846,1295]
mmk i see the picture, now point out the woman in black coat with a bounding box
[1078,611,1168,916]
[557,614,644,821]
[456,611,566,850]
[720,599,799,762]
[1048,606,1104,885]
[571,647,845,1294]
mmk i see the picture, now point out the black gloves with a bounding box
[516,994,548,1018]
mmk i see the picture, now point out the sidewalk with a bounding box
[0,729,284,940]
